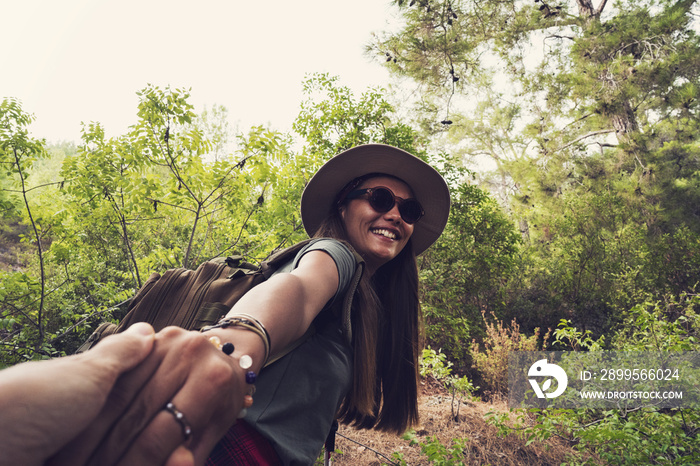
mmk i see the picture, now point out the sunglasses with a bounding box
[344,186,424,224]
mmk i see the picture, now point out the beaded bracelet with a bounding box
[206,336,257,419]
[237,354,257,419]
[200,315,271,364]
[206,335,235,355]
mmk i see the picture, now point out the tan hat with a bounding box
[301,144,450,255]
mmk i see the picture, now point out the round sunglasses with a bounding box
[343,186,424,224]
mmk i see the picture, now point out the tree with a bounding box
[1,86,301,361]
[0,99,53,359]
[376,0,700,220]
[294,72,423,156]
[420,178,522,370]
[376,0,700,335]
[62,86,296,279]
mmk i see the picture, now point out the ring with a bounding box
[164,402,193,440]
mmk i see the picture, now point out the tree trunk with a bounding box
[576,0,608,18]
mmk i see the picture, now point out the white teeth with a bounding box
[371,228,397,239]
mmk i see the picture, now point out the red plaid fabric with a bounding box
[206,420,282,466]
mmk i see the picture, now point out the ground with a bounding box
[329,378,587,465]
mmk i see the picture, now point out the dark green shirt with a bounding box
[244,239,357,465]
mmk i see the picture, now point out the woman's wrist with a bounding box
[202,326,265,418]
[201,314,271,364]
[202,326,266,374]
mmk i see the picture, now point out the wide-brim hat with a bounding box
[301,144,450,255]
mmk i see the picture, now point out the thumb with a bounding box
[85,322,156,374]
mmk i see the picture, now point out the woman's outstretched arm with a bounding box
[49,250,340,466]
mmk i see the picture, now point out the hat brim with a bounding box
[301,144,450,255]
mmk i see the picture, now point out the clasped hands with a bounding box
[0,323,255,466]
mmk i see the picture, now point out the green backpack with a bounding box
[77,239,364,363]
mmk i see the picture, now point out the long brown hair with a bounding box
[313,187,422,434]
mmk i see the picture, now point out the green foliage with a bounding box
[502,181,700,342]
[0,98,54,364]
[380,0,700,348]
[419,436,471,465]
[553,319,605,352]
[293,72,426,158]
[421,349,478,399]
[60,86,301,274]
[390,450,408,466]
[480,308,700,465]
[613,293,700,352]
[0,87,306,361]
[485,403,700,464]
[499,407,700,465]
[294,73,394,154]
[421,179,522,371]
[420,347,478,421]
[420,346,453,380]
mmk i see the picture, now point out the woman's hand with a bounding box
[49,325,263,466]
[0,322,156,466]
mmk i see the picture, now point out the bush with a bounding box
[420,182,522,372]
[420,347,478,421]
[483,314,700,465]
[470,310,549,396]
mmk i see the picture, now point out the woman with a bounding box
[50,144,450,466]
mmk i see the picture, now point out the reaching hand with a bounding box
[0,322,157,466]
[48,325,263,466]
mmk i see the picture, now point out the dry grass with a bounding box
[330,378,591,465]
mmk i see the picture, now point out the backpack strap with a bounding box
[259,239,315,279]
[75,321,118,353]
[339,247,364,346]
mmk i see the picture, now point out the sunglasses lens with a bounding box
[399,200,423,224]
[369,188,396,212]
[354,186,423,224]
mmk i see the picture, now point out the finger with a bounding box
[48,326,167,466]
[124,401,236,466]
[111,402,193,466]
[87,328,223,466]
[88,322,156,375]
[42,324,158,466]
[84,329,194,466]
[165,446,195,466]
[112,336,242,466]
[113,398,237,466]
[114,373,238,466]
[51,349,169,466]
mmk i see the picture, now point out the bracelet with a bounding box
[206,336,258,419]
[200,315,271,364]
[237,354,257,419]
[207,335,235,355]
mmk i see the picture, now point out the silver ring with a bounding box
[164,402,192,440]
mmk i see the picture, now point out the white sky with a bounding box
[2,0,400,143]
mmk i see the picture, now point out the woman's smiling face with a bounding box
[339,176,415,273]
